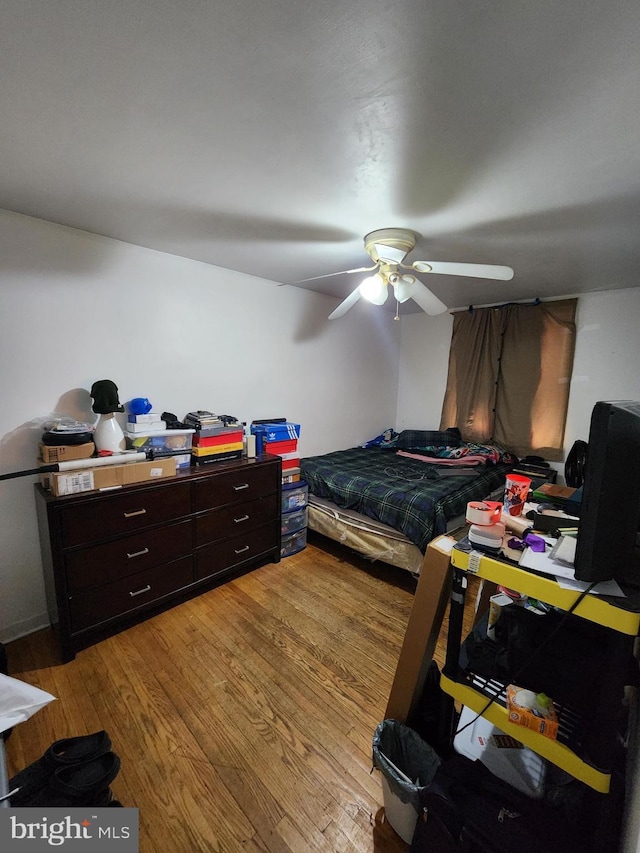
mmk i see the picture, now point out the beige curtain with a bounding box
[440,299,577,460]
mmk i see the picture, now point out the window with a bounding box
[439,299,577,460]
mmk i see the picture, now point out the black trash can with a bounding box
[372,719,442,843]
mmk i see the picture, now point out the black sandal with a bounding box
[48,752,121,806]
[9,730,112,806]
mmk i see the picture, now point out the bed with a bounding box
[300,432,514,575]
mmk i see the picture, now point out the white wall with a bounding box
[396,289,640,467]
[0,210,401,643]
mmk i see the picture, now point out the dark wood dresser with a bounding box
[35,455,281,661]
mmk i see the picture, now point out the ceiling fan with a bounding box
[303,228,515,320]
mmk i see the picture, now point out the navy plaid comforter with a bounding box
[300,447,511,552]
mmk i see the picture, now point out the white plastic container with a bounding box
[486,592,514,640]
[453,705,546,798]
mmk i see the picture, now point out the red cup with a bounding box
[503,474,532,517]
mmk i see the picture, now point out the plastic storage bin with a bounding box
[281,506,307,536]
[125,428,195,455]
[281,527,307,557]
[453,705,547,798]
[281,481,308,513]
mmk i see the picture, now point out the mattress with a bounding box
[300,445,512,554]
[308,495,468,575]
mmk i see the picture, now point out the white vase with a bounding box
[93,413,125,453]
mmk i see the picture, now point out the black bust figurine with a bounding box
[90,380,125,414]
[91,380,125,452]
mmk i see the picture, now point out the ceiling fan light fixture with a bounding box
[393,274,415,303]
[323,228,514,320]
[359,273,388,305]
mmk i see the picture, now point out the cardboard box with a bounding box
[39,442,96,464]
[126,420,166,433]
[385,535,457,722]
[195,423,243,438]
[265,438,298,455]
[192,450,242,465]
[45,457,177,496]
[192,430,243,448]
[281,457,300,471]
[127,413,163,424]
[251,422,301,452]
[506,685,559,740]
[191,441,244,457]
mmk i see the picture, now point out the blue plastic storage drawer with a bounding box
[281,527,307,557]
[281,506,307,535]
[281,481,308,513]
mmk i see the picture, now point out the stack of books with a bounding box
[187,411,244,465]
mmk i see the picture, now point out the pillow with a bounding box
[388,428,461,450]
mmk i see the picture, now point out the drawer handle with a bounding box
[233,483,250,491]
[234,514,250,524]
[127,547,150,559]
[234,545,250,555]
[129,584,151,598]
[124,508,147,518]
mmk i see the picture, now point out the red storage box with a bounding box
[266,439,298,455]
[193,430,243,448]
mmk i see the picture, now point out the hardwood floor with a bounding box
[4,532,468,852]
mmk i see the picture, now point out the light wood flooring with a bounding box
[4,532,470,852]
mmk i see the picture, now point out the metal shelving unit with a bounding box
[442,545,640,794]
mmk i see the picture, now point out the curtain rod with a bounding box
[449,293,580,313]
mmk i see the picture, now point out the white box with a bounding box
[126,420,167,433]
[454,705,546,798]
[127,413,163,424]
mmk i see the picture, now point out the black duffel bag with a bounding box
[410,755,590,853]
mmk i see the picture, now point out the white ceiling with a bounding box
[1,0,639,315]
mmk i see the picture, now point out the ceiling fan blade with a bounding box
[409,279,449,316]
[294,265,376,284]
[328,286,362,320]
[412,261,514,280]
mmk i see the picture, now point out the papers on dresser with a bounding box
[518,536,625,597]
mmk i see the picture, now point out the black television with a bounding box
[574,400,640,587]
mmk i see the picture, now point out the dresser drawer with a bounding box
[65,519,194,593]
[195,493,278,547]
[60,481,192,547]
[195,520,280,580]
[69,555,194,634]
[193,464,276,512]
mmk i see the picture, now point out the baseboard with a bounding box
[0,613,50,646]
